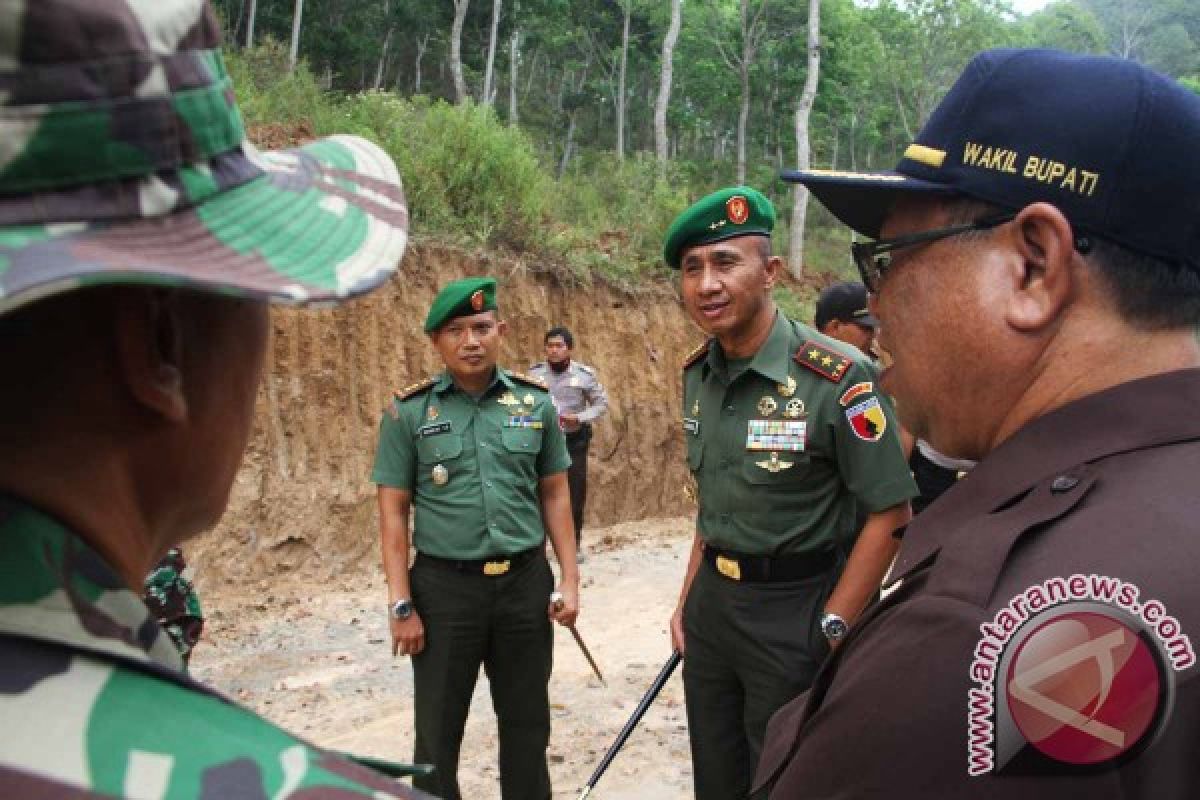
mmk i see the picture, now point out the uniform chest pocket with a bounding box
[742,451,810,485]
[416,433,463,464]
[501,426,543,454]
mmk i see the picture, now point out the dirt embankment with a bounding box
[191,243,700,591]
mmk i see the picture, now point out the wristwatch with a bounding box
[820,612,849,643]
[390,599,414,620]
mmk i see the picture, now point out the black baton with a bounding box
[578,650,683,799]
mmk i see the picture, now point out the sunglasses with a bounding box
[851,212,1017,293]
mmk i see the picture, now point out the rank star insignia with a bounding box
[757,396,778,416]
[756,452,793,473]
[498,392,518,406]
[778,375,796,397]
[427,406,439,421]
[784,398,806,419]
[707,219,727,231]
[821,355,834,367]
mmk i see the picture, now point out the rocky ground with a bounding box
[192,517,697,799]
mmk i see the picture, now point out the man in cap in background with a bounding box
[815,280,973,514]
[664,186,917,799]
[0,1,423,796]
[813,281,880,359]
[529,326,609,562]
[373,276,579,800]
[759,49,1200,796]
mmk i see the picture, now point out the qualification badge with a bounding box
[498,392,518,406]
[783,398,806,419]
[427,406,439,421]
[431,464,449,485]
[692,399,700,416]
[756,451,793,473]
[777,375,796,397]
[523,393,535,406]
[757,396,778,417]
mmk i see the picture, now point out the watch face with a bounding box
[822,615,848,640]
[392,600,413,620]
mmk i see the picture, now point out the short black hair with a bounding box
[946,197,1200,331]
[545,326,574,348]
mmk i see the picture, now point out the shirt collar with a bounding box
[891,368,1200,579]
[432,367,506,397]
[0,496,183,671]
[708,311,793,386]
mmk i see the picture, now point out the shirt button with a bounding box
[719,458,730,469]
[1050,475,1079,493]
[725,405,736,414]
[486,481,493,488]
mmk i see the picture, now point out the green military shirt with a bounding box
[372,368,571,559]
[682,312,917,557]
[0,496,425,798]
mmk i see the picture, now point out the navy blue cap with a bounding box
[815,281,878,330]
[782,49,1200,272]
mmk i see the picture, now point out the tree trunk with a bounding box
[414,33,430,93]
[737,61,749,184]
[450,0,470,104]
[245,0,257,47]
[288,0,304,72]
[374,0,394,92]
[616,2,631,161]
[788,0,820,280]
[559,114,577,178]
[508,28,520,126]
[482,0,502,104]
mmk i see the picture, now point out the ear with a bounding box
[764,255,783,290]
[496,318,510,337]
[1002,202,1077,333]
[113,289,188,423]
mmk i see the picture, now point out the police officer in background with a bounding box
[814,281,973,514]
[665,187,917,799]
[530,327,609,560]
[759,48,1200,797]
[373,277,579,800]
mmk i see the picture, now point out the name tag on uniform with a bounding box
[745,419,806,452]
[683,418,700,435]
[418,422,452,437]
[505,415,544,429]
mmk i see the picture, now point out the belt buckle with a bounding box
[483,559,511,576]
[715,554,741,581]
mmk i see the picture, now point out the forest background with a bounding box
[217,0,1200,314]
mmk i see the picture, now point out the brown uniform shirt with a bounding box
[755,369,1200,798]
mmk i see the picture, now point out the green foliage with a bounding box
[225,39,328,126]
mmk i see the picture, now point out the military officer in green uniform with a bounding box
[373,277,580,800]
[664,187,918,800]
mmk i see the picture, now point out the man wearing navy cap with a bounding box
[757,49,1200,797]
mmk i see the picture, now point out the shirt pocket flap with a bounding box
[501,427,543,454]
[416,433,463,463]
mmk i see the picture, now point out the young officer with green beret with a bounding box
[372,276,580,800]
[664,187,918,799]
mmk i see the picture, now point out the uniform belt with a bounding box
[416,546,541,576]
[702,544,834,583]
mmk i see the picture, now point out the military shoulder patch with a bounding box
[794,341,852,383]
[509,370,548,390]
[577,363,596,376]
[394,377,437,402]
[682,340,709,370]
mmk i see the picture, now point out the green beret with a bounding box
[663,186,776,268]
[424,276,498,332]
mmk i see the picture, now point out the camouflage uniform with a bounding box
[143,549,205,666]
[0,496,430,797]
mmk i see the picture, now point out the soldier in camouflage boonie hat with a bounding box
[0,0,408,314]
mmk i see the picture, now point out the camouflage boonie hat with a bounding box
[0,0,409,316]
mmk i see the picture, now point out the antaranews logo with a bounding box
[967,574,1194,776]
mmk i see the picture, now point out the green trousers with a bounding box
[682,560,835,800]
[409,553,555,800]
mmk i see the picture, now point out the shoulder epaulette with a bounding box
[682,340,710,370]
[794,340,852,383]
[394,377,437,401]
[576,363,596,376]
[529,361,546,371]
[509,371,548,390]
